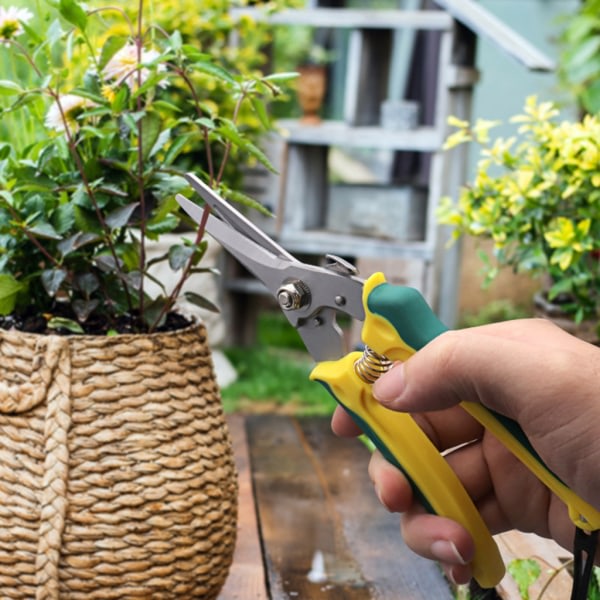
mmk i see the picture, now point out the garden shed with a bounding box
[222,0,556,344]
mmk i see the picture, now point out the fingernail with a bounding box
[430,540,469,566]
[373,362,404,406]
[444,566,457,586]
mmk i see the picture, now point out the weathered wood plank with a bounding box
[300,417,455,598]
[230,8,453,30]
[434,0,555,72]
[247,415,454,599]
[276,120,442,151]
[494,531,573,600]
[218,415,268,600]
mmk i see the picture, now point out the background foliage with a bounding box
[0,0,297,333]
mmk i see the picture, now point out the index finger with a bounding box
[331,405,362,437]
[332,400,484,453]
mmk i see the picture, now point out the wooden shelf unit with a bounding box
[221,2,554,344]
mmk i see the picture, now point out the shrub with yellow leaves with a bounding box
[438,95,600,325]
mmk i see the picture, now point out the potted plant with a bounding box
[438,95,600,341]
[272,24,335,124]
[0,0,294,597]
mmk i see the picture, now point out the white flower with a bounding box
[45,94,97,133]
[102,43,166,90]
[0,6,33,43]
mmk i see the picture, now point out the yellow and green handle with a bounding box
[310,272,600,589]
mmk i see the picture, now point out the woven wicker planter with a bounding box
[0,322,237,599]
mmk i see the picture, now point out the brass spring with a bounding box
[354,346,393,384]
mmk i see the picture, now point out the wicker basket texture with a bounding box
[0,322,238,599]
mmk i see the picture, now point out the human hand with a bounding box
[332,318,600,584]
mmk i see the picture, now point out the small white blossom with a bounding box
[102,43,166,90]
[45,94,97,133]
[0,6,33,43]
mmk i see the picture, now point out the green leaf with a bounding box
[582,78,600,115]
[27,222,62,240]
[591,566,600,600]
[163,132,193,166]
[111,85,130,113]
[169,30,182,52]
[244,139,278,174]
[132,72,169,100]
[98,36,128,71]
[181,46,211,62]
[0,274,23,315]
[52,203,76,235]
[152,100,182,114]
[47,317,84,334]
[72,298,99,322]
[507,558,541,600]
[145,212,178,236]
[548,277,573,300]
[75,272,99,295]
[0,144,12,160]
[217,119,277,173]
[105,203,139,230]
[73,205,103,235]
[0,80,23,96]
[168,244,194,271]
[226,189,273,217]
[183,291,220,313]
[21,19,44,44]
[41,269,67,297]
[149,127,171,158]
[195,117,216,130]
[251,96,270,130]
[141,296,169,329]
[57,232,101,257]
[140,112,161,161]
[70,87,105,105]
[563,35,600,73]
[192,60,236,85]
[58,0,88,31]
[94,254,122,273]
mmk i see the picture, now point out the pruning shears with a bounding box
[176,173,600,591]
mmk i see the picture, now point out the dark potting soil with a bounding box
[0,309,192,336]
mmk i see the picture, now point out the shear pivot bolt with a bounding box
[277,281,311,310]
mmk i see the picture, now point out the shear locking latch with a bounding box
[571,527,599,600]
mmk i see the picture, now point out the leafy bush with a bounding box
[439,96,600,324]
[0,0,295,333]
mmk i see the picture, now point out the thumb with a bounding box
[372,330,475,412]
[371,322,578,419]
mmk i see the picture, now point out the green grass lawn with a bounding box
[220,311,338,415]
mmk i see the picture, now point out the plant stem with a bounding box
[51,85,134,312]
[215,84,247,185]
[4,204,60,268]
[135,0,147,318]
[173,64,215,184]
[10,34,135,311]
[148,203,211,332]
[152,82,252,331]
[534,559,573,600]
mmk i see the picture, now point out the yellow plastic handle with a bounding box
[311,353,505,588]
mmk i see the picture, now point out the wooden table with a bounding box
[218,414,453,599]
[218,414,575,600]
